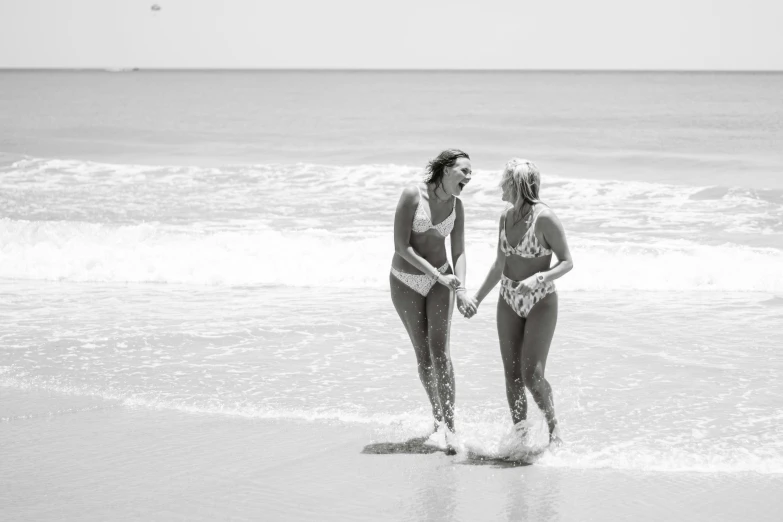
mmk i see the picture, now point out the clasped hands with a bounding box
[442,273,541,319]
[438,274,478,319]
[456,291,478,319]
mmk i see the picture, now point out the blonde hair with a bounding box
[501,158,542,221]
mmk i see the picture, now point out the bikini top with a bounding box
[411,186,456,237]
[499,205,552,258]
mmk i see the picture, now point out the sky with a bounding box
[1,0,781,70]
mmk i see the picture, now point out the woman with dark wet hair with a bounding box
[389,149,475,454]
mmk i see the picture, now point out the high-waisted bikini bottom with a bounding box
[390,263,450,297]
[499,274,556,318]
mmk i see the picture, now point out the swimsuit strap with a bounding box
[415,185,428,219]
[531,204,548,224]
[530,204,552,251]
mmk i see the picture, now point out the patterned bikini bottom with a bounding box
[499,274,556,318]
[390,263,450,297]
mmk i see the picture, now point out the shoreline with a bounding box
[3,386,782,521]
[0,388,783,520]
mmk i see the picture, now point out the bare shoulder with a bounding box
[498,208,509,228]
[536,206,565,231]
[398,184,422,207]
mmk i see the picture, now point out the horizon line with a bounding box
[1,67,782,74]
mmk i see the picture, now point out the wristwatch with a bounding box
[535,273,546,285]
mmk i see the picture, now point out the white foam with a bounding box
[535,442,783,474]
[0,219,387,287]
[5,378,781,474]
[0,377,430,427]
[2,157,782,290]
[1,218,782,292]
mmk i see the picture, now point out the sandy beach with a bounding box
[2,385,780,521]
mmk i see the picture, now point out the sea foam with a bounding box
[2,218,782,292]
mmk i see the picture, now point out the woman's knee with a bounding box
[415,361,430,373]
[523,363,546,389]
[416,356,434,372]
[427,327,450,358]
[504,367,523,386]
[431,353,453,373]
[409,338,433,366]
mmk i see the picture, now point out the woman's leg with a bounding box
[497,295,527,425]
[520,292,560,442]
[390,273,443,427]
[425,280,456,433]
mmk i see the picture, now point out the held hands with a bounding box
[457,292,478,319]
[436,273,478,318]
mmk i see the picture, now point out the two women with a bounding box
[391,152,573,451]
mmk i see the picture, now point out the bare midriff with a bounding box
[391,230,449,274]
[502,229,553,281]
[503,253,552,281]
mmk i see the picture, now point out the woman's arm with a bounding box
[536,209,574,283]
[472,213,508,307]
[450,198,467,288]
[394,185,460,288]
[450,198,476,316]
[503,208,573,297]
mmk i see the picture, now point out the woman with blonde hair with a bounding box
[465,158,573,446]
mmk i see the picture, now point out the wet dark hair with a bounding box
[424,149,470,186]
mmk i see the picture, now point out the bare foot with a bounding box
[512,420,532,445]
[445,429,459,456]
[549,424,563,449]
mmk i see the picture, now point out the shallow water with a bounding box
[2,72,782,519]
[3,282,781,475]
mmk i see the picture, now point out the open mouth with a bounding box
[458,180,469,191]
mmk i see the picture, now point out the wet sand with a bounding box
[3,387,781,521]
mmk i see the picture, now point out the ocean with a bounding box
[1,70,782,520]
